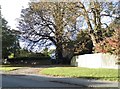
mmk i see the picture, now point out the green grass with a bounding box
[0,67,21,72]
[41,67,119,81]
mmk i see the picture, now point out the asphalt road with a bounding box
[2,74,82,88]
[1,67,118,88]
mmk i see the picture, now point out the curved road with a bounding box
[2,74,82,88]
[1,67,118,88]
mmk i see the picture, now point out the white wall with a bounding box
[71,53,119,69]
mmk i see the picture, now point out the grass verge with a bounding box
[0,66,21,72]
[41,67,119,81]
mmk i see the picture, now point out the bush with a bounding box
[95,29,119,55]
[7,56,51,65]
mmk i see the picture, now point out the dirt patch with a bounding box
[3,67,40,75]
[2,65,73,77]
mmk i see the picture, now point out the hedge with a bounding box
[7,56,51,65]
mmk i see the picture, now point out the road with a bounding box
[1,67,118,88]
[2,74,82,88]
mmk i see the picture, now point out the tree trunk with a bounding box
[55,44,63,64]
[80,2,97,47]
[55,44,74,64]
[89,33,97,47]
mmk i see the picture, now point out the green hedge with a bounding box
[7,56,51,65]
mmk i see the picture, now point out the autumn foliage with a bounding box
[95,29,119,55]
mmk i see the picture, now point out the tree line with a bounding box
[2,0,120,64]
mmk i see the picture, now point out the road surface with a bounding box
[2,74,82,88]
[1,67,118,88]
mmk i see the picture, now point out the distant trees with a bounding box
[18,49,49,58]
[7,48,51,65]
[2,18,19,59]
[2,18,15,59]
[18,0,119,64]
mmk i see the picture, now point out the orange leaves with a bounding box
[95,29,119,55]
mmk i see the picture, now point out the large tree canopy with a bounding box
[18,0,119,64]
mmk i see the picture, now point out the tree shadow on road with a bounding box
[2,73,118,88]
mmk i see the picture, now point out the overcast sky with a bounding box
[0,0,30,29]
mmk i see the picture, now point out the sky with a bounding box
[0,0,115,30]
[0,0,30,29]
[0,0,31,50]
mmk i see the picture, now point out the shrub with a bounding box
[95,29,119,55]
[7,56,51,65]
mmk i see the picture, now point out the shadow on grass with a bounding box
[76,76,119,81]
[1,64,74,68]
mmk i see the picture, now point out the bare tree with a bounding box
[18,0,119,64]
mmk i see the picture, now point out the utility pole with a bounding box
[0,5,2,64]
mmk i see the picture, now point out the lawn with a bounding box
[0,66,21,72]
[41,67,119,81]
